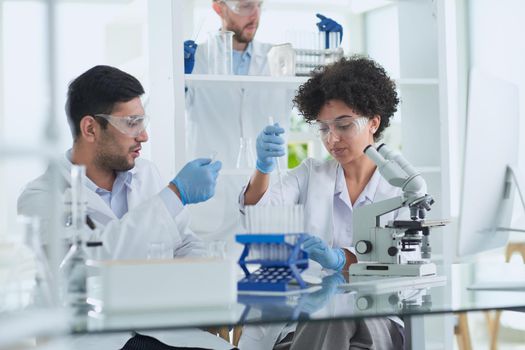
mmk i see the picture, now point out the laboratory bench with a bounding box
[80,262,525,349]
[2,262,525,349]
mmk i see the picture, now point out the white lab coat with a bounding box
[185,39,295,244]
[238,158,406,350]
[17,151,205,260]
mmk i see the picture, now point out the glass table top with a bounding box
[3,262,525,335]
[73,262,525,334]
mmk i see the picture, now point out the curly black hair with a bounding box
[293,55,399,141]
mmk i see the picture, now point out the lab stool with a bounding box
[205,327,230,343]
[455,313,472,350]
[232,326,242,347]
[485,242,525,350]
[205,326,242,347]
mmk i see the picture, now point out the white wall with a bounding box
[0,0,149,238]
[468,0,525,241]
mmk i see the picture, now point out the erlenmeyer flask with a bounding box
[236,137,255,169]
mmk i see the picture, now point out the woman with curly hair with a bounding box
[239,56,404,349]
[243,55,400,271]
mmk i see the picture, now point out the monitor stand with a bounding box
[467,281,525,291]
[471,166,525,292]
[496,166,525,233]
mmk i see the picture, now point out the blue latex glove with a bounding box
[255,123,286,174]
[316,14,343,49]
[184,40,197,74]
[171,158,222,205]
[302,235,346,271]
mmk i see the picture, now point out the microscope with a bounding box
[349,144,448,277]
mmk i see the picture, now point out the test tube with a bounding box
[268,116,285,205]
[264,244,270,261]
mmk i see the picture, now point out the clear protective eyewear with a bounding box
[221,0,263,16]
[313,116,369,141]
[94,114,149,138]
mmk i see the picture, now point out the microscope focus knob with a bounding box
[356,240,372,254]
[388,246,399,256]
[357,295,374,310]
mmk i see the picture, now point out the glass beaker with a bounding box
[208,30,234,75]
[267,43,296,77]
[236,137,255,169]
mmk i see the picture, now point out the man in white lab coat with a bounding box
[17,65,234,350]
[18,65,223,260]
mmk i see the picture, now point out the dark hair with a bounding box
[293,55,399,141]
[65,65,145,139]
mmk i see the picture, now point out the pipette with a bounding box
[210,151,218,162]
[268,116,285,204]
[193,14,207,43]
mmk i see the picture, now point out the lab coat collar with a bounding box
[248,40,272,75]
[238,41,253,60]
[85,171,133,194]
[362,168,381,203]
[65,149,134,192]
[61,150,129,221]
[333,164,380,205]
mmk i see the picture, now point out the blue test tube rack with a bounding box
[236,233,309,292]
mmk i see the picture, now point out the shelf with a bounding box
[396,78,439,86]
[186,75,437,89]
[185,74,308,89]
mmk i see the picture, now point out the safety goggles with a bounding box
[221,0,263,16]
[94,114,149,138]
[313,116,369,141]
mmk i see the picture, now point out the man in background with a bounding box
[182,0,343,245]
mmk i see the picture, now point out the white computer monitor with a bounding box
[457,68,521,257]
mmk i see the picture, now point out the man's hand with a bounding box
[171,158,222,205]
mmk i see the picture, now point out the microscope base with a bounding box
[349,262,436,277]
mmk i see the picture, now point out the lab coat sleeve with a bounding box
[18,180,204,259]
[91,193,205,259]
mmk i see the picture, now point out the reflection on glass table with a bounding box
[3,261,525,343]
[62,263,525,335]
